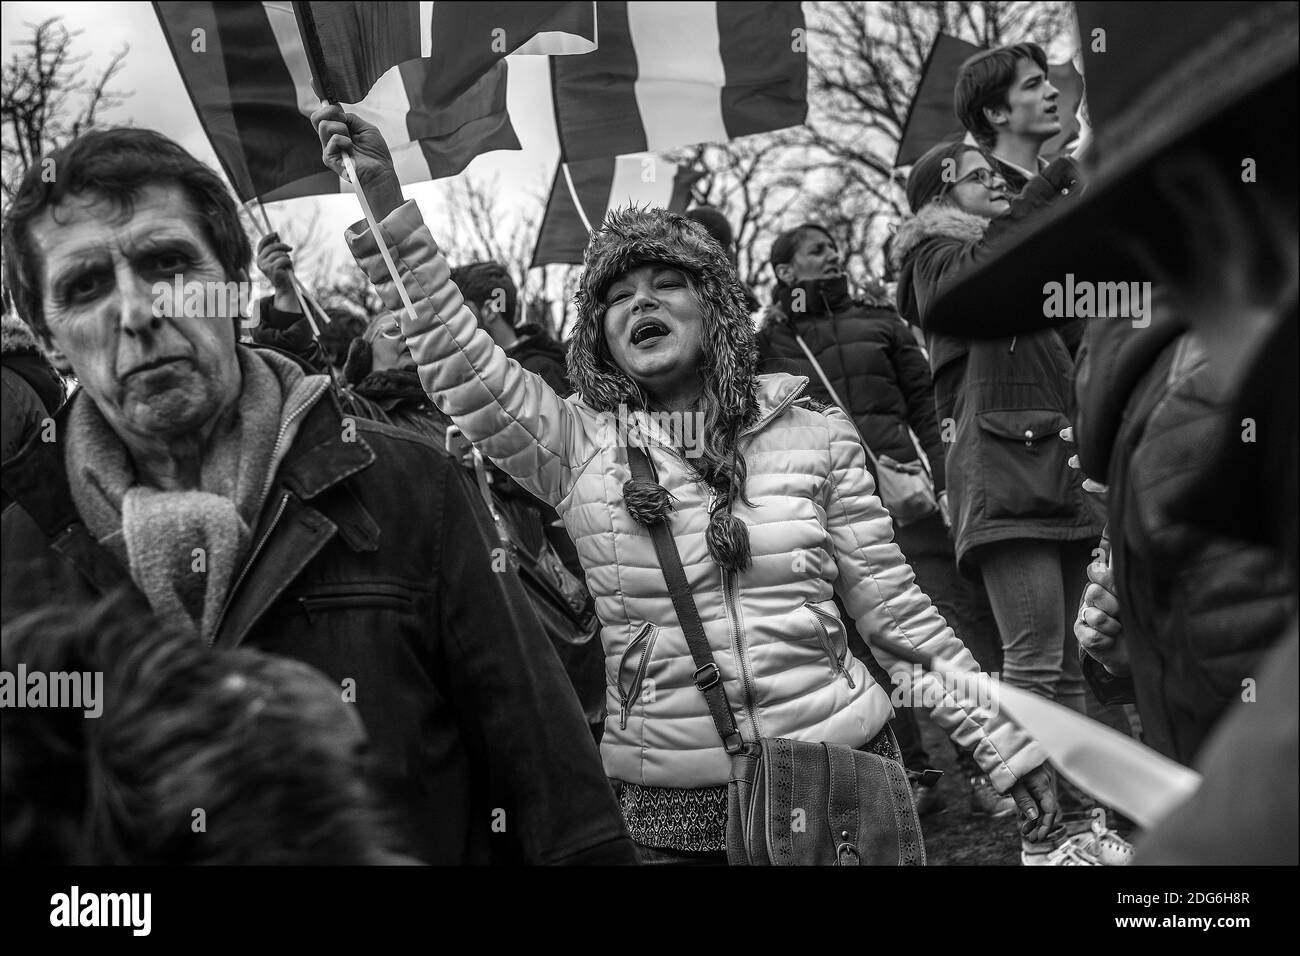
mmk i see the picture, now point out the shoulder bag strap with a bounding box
[791,332,883,471]
[627,444,745,754]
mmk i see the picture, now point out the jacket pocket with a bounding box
[617,622,660,730]
[296,588,414,625]
[804,604,856,689]
[975,409,1073,521]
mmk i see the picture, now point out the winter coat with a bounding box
[755,277,946,494]
[892,189,1103,570]
[346,201,1046,792]
[0,350,635,866]
[508,323,573,398]
[1074,308,1296,764]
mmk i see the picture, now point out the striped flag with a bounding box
[293,1,596,105]
[531,156,703,266]
[552,1,807,162]
[894,33,1083,168]
[153,2,596,202]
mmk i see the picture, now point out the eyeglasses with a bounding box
[945,167,1005,192]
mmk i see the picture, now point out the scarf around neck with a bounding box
[67,347,328,642]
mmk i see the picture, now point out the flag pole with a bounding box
[561,162,594,235]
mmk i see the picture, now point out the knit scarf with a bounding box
[68,348,328,642]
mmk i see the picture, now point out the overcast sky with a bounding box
[3,1,563,285]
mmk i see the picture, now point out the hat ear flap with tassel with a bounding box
[342,337,373,386]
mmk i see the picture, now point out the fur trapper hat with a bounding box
[568,205,759,423]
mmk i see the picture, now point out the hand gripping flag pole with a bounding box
[290,1,421,348]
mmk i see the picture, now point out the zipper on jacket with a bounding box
[617,622,659,730]
[209,492,291,646]
[723,568,761,739]
[258,378,328,508]
[805,604,856,688]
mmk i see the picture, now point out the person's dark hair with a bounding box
[0,127,252,343]
[451,261,518,324]
[1,590,396,864]
[905,140,988,214]
[954,42,1050,148]
[768,223,837,288]
[317,310,369,367]
[685,206,735,250]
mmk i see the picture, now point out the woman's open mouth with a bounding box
[630,318,670,347]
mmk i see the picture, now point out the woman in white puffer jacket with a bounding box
[314,106,1057,863]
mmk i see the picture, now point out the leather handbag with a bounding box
[628,445,925,866]
[791,332,939,527]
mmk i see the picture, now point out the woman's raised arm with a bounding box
[314,105,598,507]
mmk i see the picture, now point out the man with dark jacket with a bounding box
[0,126,635,866]
[451,261,572,398]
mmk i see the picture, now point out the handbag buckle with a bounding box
[836,843,860,866]
[693,662,721,691]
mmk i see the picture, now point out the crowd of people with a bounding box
[1,1,1295,866]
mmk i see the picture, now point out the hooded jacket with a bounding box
[892,199,1103,569]
[346,201,1046,792]
[756,276,946,494]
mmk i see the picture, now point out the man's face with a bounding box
[948,151,1011,219]
[602,264,705,398]
[990,57,1061,144]
[32,182,242,442]
[778,230,841,285]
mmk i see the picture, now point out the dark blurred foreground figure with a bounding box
[2,314,65,511]
[0,126,635,865]
[925,2,1298,860]
[2,591,402,865]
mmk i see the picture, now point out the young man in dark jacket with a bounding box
[953,43,1062,196]
[0,126,635,866]
[452,261,573,398]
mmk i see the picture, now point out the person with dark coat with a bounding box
[451,261,574,398]
[0,126,636,866]
[756,223,1011,817]
[917,1,1298,864]
[1070,309,1295,765]
[892,141,1109,861]
[2,314,65,511]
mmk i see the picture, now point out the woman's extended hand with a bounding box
[311,104,404,220]
[1009,762,1060,843]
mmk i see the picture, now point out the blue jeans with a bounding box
[977,538,1093,713]
[885,512,1003,775]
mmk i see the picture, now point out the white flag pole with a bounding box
[339,149,422,326]
[561,162,594,235]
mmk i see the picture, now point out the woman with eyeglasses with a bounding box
[890,140,1106,864]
